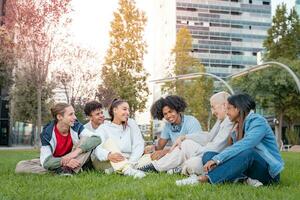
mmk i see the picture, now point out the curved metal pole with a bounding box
[150,72,235,94]
[226,61,300,93]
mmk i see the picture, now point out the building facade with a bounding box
[296,0,300,15]
[176,0,271,77]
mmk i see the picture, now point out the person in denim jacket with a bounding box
[177,93,284,186]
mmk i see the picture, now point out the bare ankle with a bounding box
[198,175,208,183]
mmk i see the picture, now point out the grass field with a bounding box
[0,150,299,200]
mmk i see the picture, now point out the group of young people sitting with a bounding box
[15,91,284,187]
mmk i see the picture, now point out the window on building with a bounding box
[210,50,230,54]
[249,0,252,4]
[210,36,230,41]
[232,51,243,55]
[209,9,230,14]
[263,1,270,5]
[231,24,243,29]
[193,49,209,53]
[211,64,231,68]
[232,65,245,69]
[231,11,241,15]
[252,52,257,56]
[231,38,243,42]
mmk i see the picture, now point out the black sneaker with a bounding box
[55,167,74,176]
[138,163,157,172]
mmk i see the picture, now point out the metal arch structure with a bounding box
[150,72,235,94]
[150,61,300,94]
[226,61,300,93]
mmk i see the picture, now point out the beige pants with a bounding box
[15,137,92,174]
[92,138,151,172]
[152,139,204,175]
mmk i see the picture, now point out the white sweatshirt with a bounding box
[93,118,145,163]
[185,117,233,154]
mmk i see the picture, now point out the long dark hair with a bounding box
[227,93,256,143]
[150,95,187,120]
[108,98,128,128]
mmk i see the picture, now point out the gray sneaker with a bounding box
[176,174,199,186]
[245,178,263,187]
[167,166,182,175]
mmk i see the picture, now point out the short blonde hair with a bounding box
[210,91,230,104]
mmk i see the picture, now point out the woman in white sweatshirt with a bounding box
[92,99,147,179]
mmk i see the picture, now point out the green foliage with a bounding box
[264,4,300,60]
[11,69,54,124]
[1,150,300,199]
[100,0,149,116]
[285,129,300,145]
[163,27,214,130]
[0,30,14,90]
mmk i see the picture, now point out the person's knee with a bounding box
[182,158,203,175]
[180,139,200,154]
[15,160,25,173]
[202,151,218,165]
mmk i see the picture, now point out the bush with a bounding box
[285,129,300,145]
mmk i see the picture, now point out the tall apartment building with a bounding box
[296,0,300,15]
[176,0,272,77]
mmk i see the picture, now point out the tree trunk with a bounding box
[36,85,42,148]
[277,112,283,148]
[8,95,14,147]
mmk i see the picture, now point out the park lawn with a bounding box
[0,150,299,200]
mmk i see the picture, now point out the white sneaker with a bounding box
[176,174,199,186]
[123,167,146,179]
[167,166,182,175]
[245,178,263,187]
[104,167,114,175]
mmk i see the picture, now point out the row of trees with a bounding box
[0,0,152,146]
[0,0,102,146]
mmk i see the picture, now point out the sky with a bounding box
[70,0,296,124]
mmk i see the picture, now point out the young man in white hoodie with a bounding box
[138,91,233,176]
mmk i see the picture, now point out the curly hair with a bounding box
[84,101,103,116]
[150,95,187,120]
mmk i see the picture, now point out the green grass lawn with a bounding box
[0,150,300,200]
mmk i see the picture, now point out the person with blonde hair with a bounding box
[15,103,102,175]
[177,93,284,186]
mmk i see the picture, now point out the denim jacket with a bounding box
[212,112,284,178]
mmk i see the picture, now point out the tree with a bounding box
[11,67,54,124]
[0,30,13,89]
[2,0,71,146]
[163,27,214,130]
[100,0,149,116]
[53,45,99,106]
[231,4,300,145]
[53,44,99,122]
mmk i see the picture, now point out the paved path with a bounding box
[0,146,35,150]
[289,145,300,152]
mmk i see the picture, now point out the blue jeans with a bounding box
[202,149,280,184]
